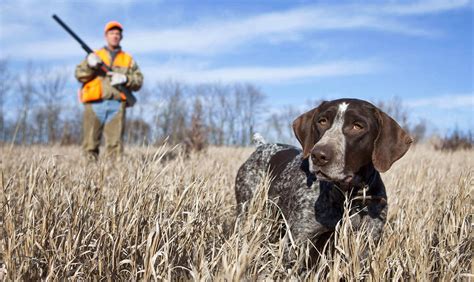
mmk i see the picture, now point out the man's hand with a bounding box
[107,72,128,86]
[87,53,101,69]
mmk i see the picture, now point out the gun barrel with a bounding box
[52,14,94,54]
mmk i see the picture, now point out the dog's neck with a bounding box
[352,164,378,190]
[301,158,381,196]
[325,163,378,193]
[348,164,387,206]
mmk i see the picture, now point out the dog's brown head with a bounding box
[293,98,412,185]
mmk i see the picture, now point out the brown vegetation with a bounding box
[0,144,472,280]
[432,130,473,151]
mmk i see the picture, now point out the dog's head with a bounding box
[293,98,412,186]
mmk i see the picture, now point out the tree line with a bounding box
[0,59,274,147]
[0,59,430,148]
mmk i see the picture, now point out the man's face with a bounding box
[105,28,122,48]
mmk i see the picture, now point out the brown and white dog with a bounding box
[235,98,412,258]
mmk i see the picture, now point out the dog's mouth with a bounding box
[315,170,331,181]
[315,170,354,186]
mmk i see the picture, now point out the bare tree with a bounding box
[196,83,232,145]
[125,118,151,145]
[60,107,82,146]
[13,62,36,145]
[264,105,301,144]
[0,59,13,143]
[214,84,234,145]
[235,83,265,145]
[126,86,152,144]
[410,119,427,143]
[32,108,47,143]
[376,96,409,130]
[187,82,267,146]
[153,81,188,145]
[186,96,208,152]
[36,66,68,144]
[377,96,430,143]
[434,128,473,151]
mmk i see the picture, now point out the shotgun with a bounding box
[52,14,136,107]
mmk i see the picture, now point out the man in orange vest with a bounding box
[75,21,143,161]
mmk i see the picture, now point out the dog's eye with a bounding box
[318,118,328,125]
[353,122,363,130]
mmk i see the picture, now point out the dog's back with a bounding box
[234,141,294,214]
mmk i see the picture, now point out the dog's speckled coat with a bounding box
[235,99,412,252]
[235,143,387,246]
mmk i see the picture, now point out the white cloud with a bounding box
[116,3,460,55]
[142,59,380,84]
[379,0,471,15]
[108,0,473,55]
[404,93,474,133]
[405,94,474,109]
[2,0,471,59]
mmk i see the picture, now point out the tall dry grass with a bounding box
[0,144,472,280]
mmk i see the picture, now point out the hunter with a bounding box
[75,21,143,161]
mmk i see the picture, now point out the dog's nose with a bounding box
[312,148,331,166]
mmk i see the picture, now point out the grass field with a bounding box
[0,144,472,280]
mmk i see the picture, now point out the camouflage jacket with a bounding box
[75,47,143,101]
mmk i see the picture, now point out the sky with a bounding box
[0,0,473,135]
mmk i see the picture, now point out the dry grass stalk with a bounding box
[0,144,472,280]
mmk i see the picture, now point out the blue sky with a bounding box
[0,0,473,134]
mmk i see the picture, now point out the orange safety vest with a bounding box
[80,48,133,103]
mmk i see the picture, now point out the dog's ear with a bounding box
[292,102,325,158]
[372,109,413,172]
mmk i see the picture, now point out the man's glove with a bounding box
[86,53,101,69]
[108,72,128,86]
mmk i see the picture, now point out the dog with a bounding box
[235,98,412,258]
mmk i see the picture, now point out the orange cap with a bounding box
[104,21,123,33]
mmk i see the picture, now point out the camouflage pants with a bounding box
[82,100,126,160]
